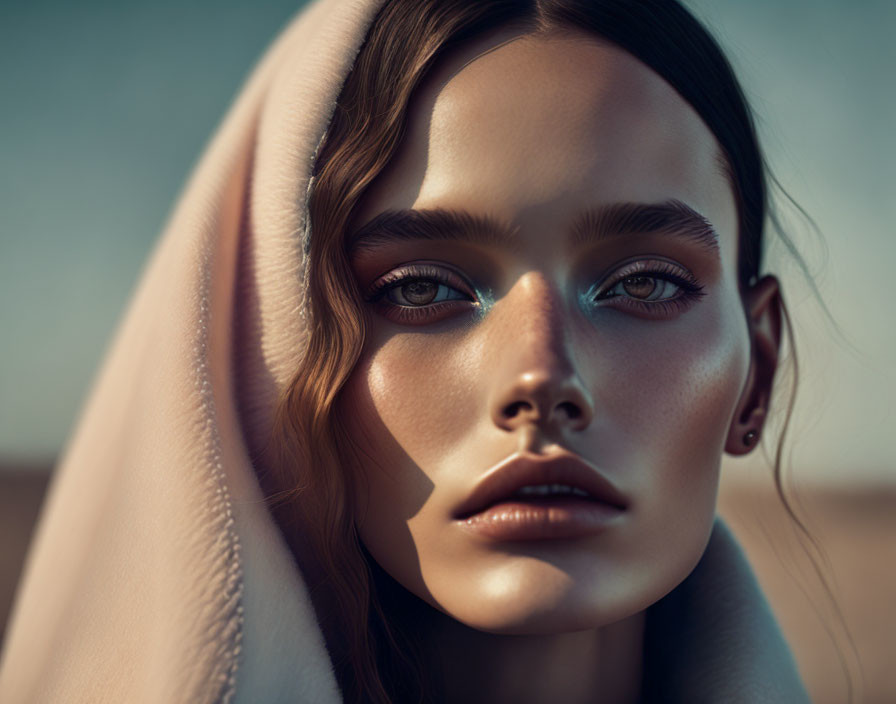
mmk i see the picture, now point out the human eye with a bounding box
[364,263,477,324]
[590,259,706,316]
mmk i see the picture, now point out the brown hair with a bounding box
[262,1,824,701]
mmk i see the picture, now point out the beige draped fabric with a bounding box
[0,1,809,701]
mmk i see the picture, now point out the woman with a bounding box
[0,0,809,702]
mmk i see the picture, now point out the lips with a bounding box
[452,450,628,520]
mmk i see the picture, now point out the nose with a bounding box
[488,274,594,436]
[492,370,594,435]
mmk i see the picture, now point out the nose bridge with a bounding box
[507,273,572,369]
[489,272,594,435]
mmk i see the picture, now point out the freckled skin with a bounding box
[337,28,770,702]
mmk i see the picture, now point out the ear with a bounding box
[725,275,783,455]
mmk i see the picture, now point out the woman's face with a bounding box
[338,29,750,634]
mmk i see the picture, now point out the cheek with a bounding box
[662,299,749,466]
[595,295,749,468]
[338,335,487,601]
[346,333,482,463]
[600,294,750,580]
[338,334,481,531]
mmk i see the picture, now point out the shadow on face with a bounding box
[338,26,752,635]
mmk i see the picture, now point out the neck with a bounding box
[332,549,647,704]
[421,604,645,704]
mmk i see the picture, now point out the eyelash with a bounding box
[365,260,705,323]
[365,264,475,323]
[590,259,706,316]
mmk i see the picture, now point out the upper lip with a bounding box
[452,450,628,520]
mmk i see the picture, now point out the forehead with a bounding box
[353,28,737,265]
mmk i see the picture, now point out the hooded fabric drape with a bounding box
[0,0,810,701]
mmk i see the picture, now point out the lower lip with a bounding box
[455,497,624,541]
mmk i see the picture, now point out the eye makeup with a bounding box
[364,256,706,325]
[364,262,479,324]
[586,258,706,318]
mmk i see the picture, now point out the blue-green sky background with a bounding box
[1,0,893,483]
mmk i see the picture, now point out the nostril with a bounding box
[492,376,595,433]
[502,399,583,423]
[503,401,534,419]
[558,401,582,420]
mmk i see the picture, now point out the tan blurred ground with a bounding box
[718,476,896,704]
[1,465,893,702]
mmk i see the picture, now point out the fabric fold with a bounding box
[0,1,384,701]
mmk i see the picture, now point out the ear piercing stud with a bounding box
[743,430,758,447]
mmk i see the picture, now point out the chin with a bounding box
[424,558,661,635]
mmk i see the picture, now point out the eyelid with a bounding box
[364,262,475,302]
[581,257,706,320]
[590,257,697,296]
[364,257,704,323]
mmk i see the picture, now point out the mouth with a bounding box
[452,451,628,541]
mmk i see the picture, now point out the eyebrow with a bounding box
[347,199,720,257]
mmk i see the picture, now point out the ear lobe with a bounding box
[725,275,783,456]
